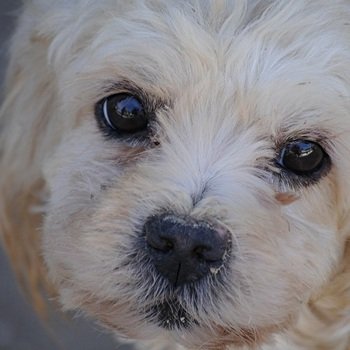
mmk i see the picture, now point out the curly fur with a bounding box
[1,1,350,349]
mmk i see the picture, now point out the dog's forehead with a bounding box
[62,2,246,86]
[72,1,273,89]
[48,0,349,135]
[57,1,346,76]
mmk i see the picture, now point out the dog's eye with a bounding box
[278,140,327,175]
[101,93,148,134]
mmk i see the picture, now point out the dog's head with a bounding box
[2,1,350,349]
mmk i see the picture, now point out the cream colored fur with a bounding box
[1,1,350,349]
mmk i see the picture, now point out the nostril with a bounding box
[192,247,223,264]
[144,222,174,253]
[193,245,206,258]
[162,238,174,252]
[147,235,174,253]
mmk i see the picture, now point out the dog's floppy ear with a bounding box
[0,4,59,314]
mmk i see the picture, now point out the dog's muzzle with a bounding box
[143,213,231,286]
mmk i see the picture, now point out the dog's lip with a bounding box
[146,299,198,330]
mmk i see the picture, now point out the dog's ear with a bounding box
[289,244,350,348]
[0,4,59,314]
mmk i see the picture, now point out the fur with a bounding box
[1,1,350,349]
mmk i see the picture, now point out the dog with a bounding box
[1,0,350,349]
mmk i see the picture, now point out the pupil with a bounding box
[290,142,313,157]
[116,96,142,119]
[104,93,147,133]
[283,141,323,173]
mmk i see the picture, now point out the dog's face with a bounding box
[35,1,350,348]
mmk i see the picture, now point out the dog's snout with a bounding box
[144,213,231,286]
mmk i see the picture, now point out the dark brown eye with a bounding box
[278,140,327,175]
[101,93,148,134]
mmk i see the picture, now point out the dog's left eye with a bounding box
[100,93,148,134]
[277,140,328,175]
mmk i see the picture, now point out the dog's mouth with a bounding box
[147,299,198,330]
[145,300,278,348]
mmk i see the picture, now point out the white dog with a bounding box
[1,1,350,349]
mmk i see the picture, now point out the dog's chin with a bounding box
[144,299,281,349]
[78,284,287,349]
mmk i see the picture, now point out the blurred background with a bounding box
[0,2,132,350]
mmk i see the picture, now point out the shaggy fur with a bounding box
[1,1,350,349]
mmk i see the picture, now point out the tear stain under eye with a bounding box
[113,145,147,165]
[275,192,299,205]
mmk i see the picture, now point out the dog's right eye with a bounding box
[99,93,148,135]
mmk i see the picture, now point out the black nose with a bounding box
[143,213,231,286]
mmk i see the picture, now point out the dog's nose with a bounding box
[143,213,231,286]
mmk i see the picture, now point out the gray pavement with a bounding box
[0,2,133,349]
